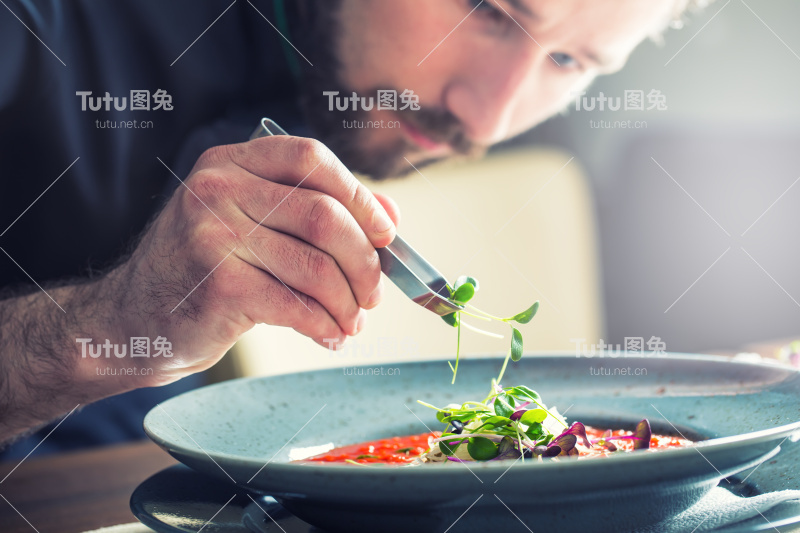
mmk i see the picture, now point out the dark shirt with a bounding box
[0,0,306,458]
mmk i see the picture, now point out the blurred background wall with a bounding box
[502,0,800,353]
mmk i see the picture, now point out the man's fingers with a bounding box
[224,136,397,248]
[235,262,349,348]
[241,227,363,336]
[231,171,383,310]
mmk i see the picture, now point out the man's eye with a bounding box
[551,53,579,69]
[466,0,503,19]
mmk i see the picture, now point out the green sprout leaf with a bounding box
[525,422,544,440]
[508,301,539,324]
[467,437,498,461]
[493,393,516,418]
[510,327,523,362]
[442,411,479,424]
[452,283,475,304]
[520,409,548,425]
[507,385,542,404]
[482,415,512,428]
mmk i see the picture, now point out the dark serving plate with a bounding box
[131,458,800,533]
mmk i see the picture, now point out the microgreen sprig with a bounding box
[417,382,573,462]
[442,275,540,384]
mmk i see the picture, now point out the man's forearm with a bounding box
[0,278,136,444]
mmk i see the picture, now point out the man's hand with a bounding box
[1,136,400,443]
[101,135,399,386]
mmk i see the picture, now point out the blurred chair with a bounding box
[223,147,604,378]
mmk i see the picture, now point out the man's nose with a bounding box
[446,44,544,146]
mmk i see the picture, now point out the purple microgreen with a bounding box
[633,419,652,450]
[542,445,562,457]
[554,422,592,449]
[551,433,577,455]
[495,436,522,460]
[533,445,550,456]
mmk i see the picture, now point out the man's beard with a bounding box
[296,1,487,180]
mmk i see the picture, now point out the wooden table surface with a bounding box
[0,440,176,533]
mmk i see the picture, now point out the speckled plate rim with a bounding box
[144,352,800,478]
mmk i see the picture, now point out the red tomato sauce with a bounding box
[303,427,693,465]
[304,433,436,464]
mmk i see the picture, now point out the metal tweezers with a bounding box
[250,118,463,317]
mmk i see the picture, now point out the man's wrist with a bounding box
[67,274,151,396]
[0,278,141,440]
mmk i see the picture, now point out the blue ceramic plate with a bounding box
[143,354,800,532]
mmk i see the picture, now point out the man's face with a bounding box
[302,0,676,179]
